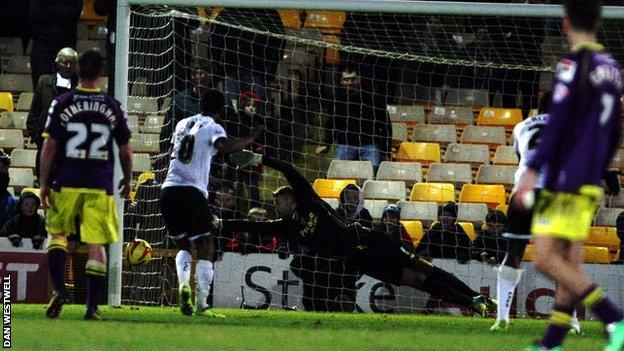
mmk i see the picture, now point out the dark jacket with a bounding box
[27,73,78,145]
[0,172,16,228]
[1,192,46,249]
[470,227,505,264]
[323,89,391,151]
[417,221,472,264]
[30,0,82,47]
[159,88,200,153]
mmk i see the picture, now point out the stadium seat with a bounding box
[593,208,624,227]
[140,115,165,134]
[8,167,34,189]
[99,76,109,93]
[426,163,472,189]
[376,161,422,186]
[460,125,507,148]
[582,246,612,264]
[401,220,425,245]
[327,160,374,181]
[443,143,490,168]
[458,222,477,241]
[87,24,108,40]
[397,201,438,226]
[409,182,455,203]
[364,199,390,220]
[362,180,406,201]
[386,105,426,124]
[131,133,159,153]
[133,153,151,173]
[391,123,409,143]
[127,97,159,115]
[127,115,140,134]
[444,89,489,107]
[587,226,620,259]
[493,145,519,165]
[0,74,32,92]
[476,107,523,129]
[412,124,457,145]
[10,149,36,168]
[496,204,509,215]
[457,203,489,223]
[0,129,24,150]
[0,37,25,56]
[5,55,31,74]
[137,172,155,187]
[396,142,440,164]
[459,184,506,209]
[278,9,302,28]
[412,85,443,104]
[15,93,33,111]
[610,148,624,171]
[523,244,535,261]
[608,192,624,208]
[475,165,517,189]
[161,96,173,112]
[0,112,28,129]
[427,105,474,125]
[321,197,339,209]
[0,92,13,112]
[313,179,356,198]
[131,77,148,96]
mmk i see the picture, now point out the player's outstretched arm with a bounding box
[118,143,133,198]
[215,125,264,154]
[39,137,57,207]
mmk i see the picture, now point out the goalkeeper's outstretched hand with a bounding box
[230,150,262,170]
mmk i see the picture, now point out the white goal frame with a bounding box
[109,0,624,306]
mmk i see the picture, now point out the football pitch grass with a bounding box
[12,304,609,350]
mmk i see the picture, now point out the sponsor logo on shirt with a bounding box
[556,59,577,83]
[553,83,569,103]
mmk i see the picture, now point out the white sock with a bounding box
[194,260,214,311]
[496,265,524,322]
[571,309,581,332]
[175,250,192,287]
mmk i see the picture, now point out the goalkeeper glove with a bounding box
[230,150,262,170]
[212,215,223,231]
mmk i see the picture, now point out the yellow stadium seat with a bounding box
[523,244,535,261]
[409,182,455,203]
[304,11,346,33]
[401,220,425,245]
[396,142,440,164]
[313,179,356,198]
[587,226,620,261]
[496,204,509,215]
[132,172,156,200]
[279,9,302,28]
[459,184,506,209]
[583,246,611,264]
[477,107,523,129]
[458,222,477,241]
[0,92,13,112]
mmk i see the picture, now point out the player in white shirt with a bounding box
[160,89,262,317]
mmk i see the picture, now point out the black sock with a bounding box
[431,267,480,298]
[47,249,67,295]
[422,273,473,307]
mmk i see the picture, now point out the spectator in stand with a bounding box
[335,184,373,228]
[374,205,415,253]
[224,91,266,209]
[215,186,240,221]
[616,212,624,265]
[229,207,279,254]
[27,47,78,179]
[417,202,472,264]
[0,150,16,229]
[159,61,223,154]
[1,191,46,250]
[316,62,392,172]
[209,8,284,106]
[29,0,82,89]
[471,210,506,265]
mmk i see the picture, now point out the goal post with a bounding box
[110,0,624,314]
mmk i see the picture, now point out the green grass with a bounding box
[10,304,611,350]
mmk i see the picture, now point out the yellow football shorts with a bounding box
[531,185,602,241]
[46,187,119,244]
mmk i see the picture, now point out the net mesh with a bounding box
[121,5,624,315]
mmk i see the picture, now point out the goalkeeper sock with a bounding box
[85,260,107,312]
[195,260,214,311]
[422,272,472,307]
[176,250,192,287]
[47,249,67,294]
[496,265,523,322]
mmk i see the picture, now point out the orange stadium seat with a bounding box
[459,184,506,209]
[410,182,455,203]
[401,220,425,245]
[587,226,621,261]
[0,92,14,112]
[477,107,523,129]
[396,142,440,164]
[279,9,302,28]
[458,222,477,241]
[312,179,356,198]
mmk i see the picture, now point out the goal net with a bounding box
[119,3,624,316]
